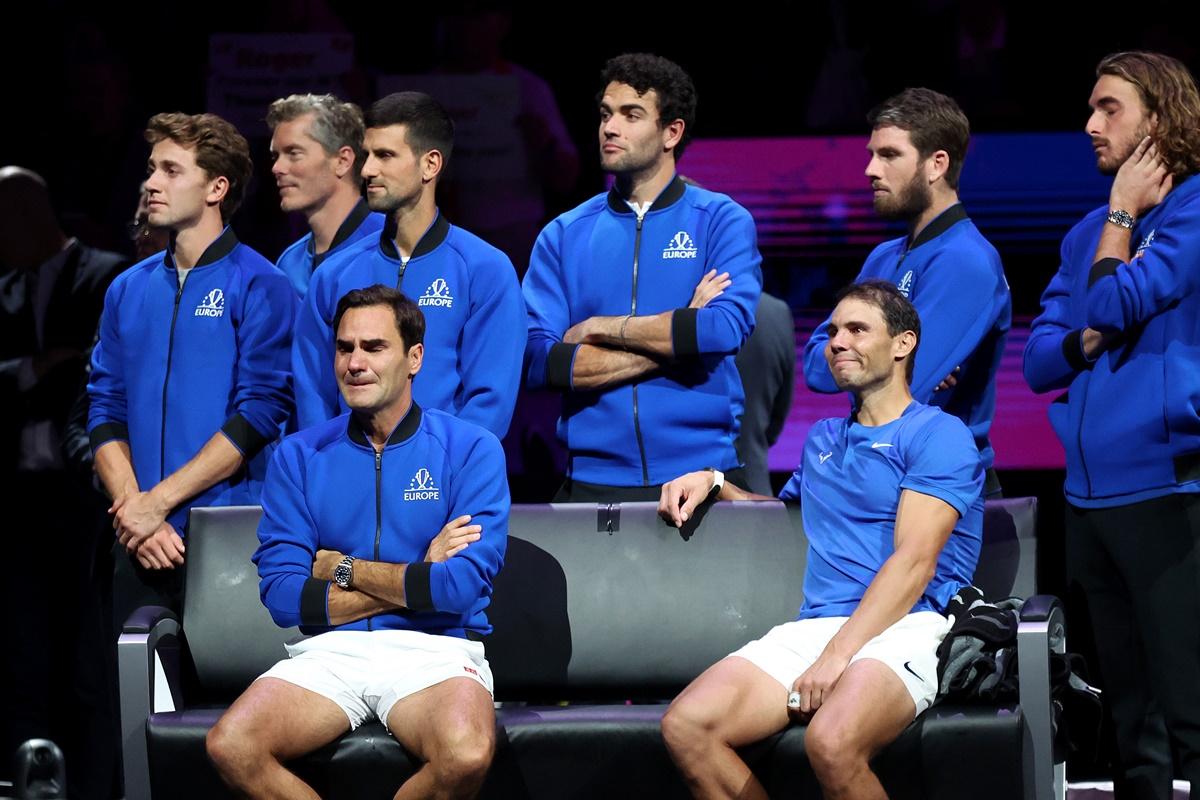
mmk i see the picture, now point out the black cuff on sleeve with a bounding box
[671,307,700,358]
[404,561,435,611]
[1061,329,1092,372]
[547,342,579,390]
[89,422,129,452]
[300,578,331,626]
[1088,257,1122,288]
[221,414,274,459]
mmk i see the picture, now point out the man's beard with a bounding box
[1097,122,1153,176]
[366,190,403,214]
[874,172,932,222]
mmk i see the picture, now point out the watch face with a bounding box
[334,562,351,587]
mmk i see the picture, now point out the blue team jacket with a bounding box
[87,228,297,531]
[275,200,385,297]
[523,176,763,486]
[293,213,525,438]
[254,404,509,637]
[1024,174,1200,508]
[803,205,1011,470]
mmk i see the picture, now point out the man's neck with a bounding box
[172,212,226,270]
[390,194,438,259]
[307,184,362,255]
[357,395,413,451]
[853,376,913,428]
[613,157,676,206]
[907,189,960,245]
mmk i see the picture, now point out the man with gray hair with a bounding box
[268,94,384,296]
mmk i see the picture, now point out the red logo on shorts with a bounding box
[463,666,479,677]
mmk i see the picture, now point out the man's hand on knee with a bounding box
[789,649,851,719]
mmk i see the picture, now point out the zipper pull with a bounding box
[375,450,382,471]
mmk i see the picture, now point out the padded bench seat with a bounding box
[121,498,1061,800]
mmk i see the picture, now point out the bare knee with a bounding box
[430,723,495,788]
[805,717,867,789]
[662,695,720,762]
[207,716,265,784]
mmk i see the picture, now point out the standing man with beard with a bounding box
[292,92,524,438]
[522,53,762,502]
[1025,51,1200,798]
[803,88,1010,496]
[267,94,384,298]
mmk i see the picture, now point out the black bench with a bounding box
[118,497,1063,799]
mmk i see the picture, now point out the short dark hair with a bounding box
[867,88,970,189]
[600,53,698,159]
[365,92,454,166]
[145,112,253,221]
[835,279,921,384]
[334,285,425,351]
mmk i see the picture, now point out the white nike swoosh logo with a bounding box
[871,442,894,449]
[819,452,833,464]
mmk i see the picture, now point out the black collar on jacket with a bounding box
[606,175,687,214]
[379,213,449,261]
[347,402,423,448]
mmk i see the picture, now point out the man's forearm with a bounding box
[823,550,935,661]
[576,312,674,357]
[571,344,662,390]
[151,431,246,510]
[326,584,397,625]
[717,481,776,503]
[94,440,139,502]
[350,559,411,609]
[1093,222,1133,266]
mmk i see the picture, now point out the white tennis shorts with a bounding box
[730,610,950,715]
[257,629,493,730]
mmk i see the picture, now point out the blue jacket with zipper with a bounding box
[275,199,385,297]
[1024,173,1200,507]
[253,404,509,637]
[87,228,297,532]
[523,176,762,486]
[292,213,524,438]
[802,205,1011,470]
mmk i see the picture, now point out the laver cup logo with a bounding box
[419,278,454,308]
[195,288,225,318]
[405,468,440,501]
[662,231,698,259]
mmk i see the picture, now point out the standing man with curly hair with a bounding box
[88,112,296,624]
[523,53,763,502]
[1025,51,1200,797]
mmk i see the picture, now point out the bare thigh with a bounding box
[808,658,917,754]
[384,677,496,760]
[215,677,352,760]
[669,655,793,747]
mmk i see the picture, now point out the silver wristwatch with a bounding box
[1106,209,1135,229]
[333,555,356,590]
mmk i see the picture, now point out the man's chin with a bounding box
[366,196,398,214]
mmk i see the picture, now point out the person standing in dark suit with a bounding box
[734,293,795,495]
[0,166,128,798]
